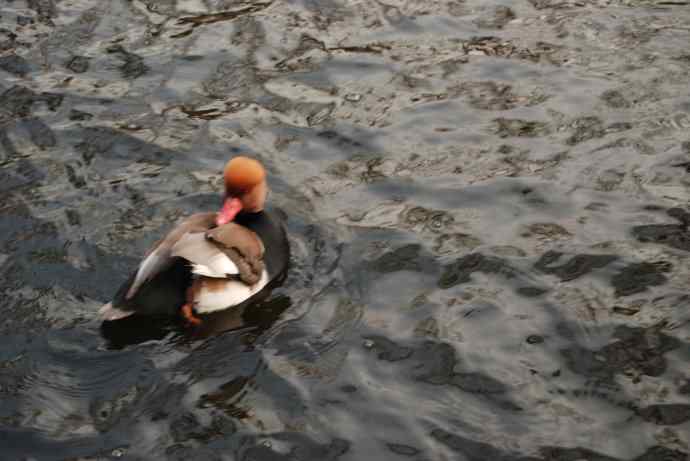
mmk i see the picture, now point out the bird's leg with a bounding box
[181,282,202,326]
[181,303,201,326]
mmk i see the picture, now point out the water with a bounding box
[2,0,690,459]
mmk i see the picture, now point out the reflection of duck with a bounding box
[100,291,292,349]
[189,287,290,340]
[100,156,290,326]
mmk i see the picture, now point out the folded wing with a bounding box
[124,213,217,299]
[171,232,240,278]
[126,246,172,299]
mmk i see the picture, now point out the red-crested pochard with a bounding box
[99,156,290,325]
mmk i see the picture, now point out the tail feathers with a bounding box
[99,302,135,321]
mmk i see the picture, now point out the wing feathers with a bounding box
[172,233,239,276]
[99,302,135,321]
[126,248,171,299]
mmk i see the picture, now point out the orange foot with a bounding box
[181,303,202,326]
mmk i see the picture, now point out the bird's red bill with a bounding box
[216,197,243,226]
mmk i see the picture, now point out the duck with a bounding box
[99,156,290,325]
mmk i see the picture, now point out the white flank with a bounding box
[191,264,224,278]
[195,269,270,313]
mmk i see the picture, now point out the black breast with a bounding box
[234,208,289,278]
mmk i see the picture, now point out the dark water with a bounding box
[2,0,690,459]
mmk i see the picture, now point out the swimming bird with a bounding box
[99,156,290,325]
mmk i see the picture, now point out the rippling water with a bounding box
[2,0,690,459]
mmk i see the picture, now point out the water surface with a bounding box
[2,0,690,459]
